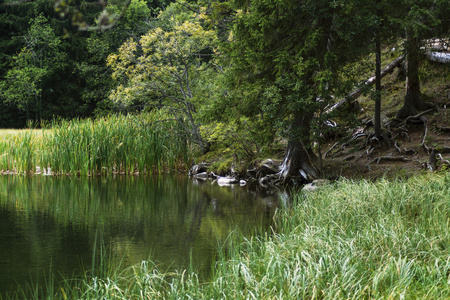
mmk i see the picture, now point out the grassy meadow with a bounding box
[0,112,192,175]
[4,173,449,299]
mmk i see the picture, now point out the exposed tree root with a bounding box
[258,172,283,187]
[388,108,434,128]
[402,148,417,155]
[366,155,414,171]
[420,116,430,152]
[394,141,402,154]
[323,142,339,158]
[368,156,412,165]
[356,146,377,161]
[436,125,450,132]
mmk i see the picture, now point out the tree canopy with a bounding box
[107,4,218,149]
[0,0,449,179]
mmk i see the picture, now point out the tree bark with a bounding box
[396,35,435,119]
[279,113,318,182]
[374,29,382,138]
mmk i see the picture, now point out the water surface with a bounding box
[0,175,279,296]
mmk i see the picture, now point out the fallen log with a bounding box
[426,52,450,64]
[325,54,405,114]
[325,51,448,116]
[424,38,450,51]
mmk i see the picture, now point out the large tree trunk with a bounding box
[397,35,435,119]
[280,139,318,182]
[279,113,318,182]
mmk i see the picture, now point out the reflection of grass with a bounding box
[6,173,450,299]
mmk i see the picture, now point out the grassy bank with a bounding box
[0,111,192,175]
[6,173,449,299]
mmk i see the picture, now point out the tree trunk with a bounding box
[279,113,318,182]
[374,29,382,138]
[396,35,435,119]
[280,139,318,182]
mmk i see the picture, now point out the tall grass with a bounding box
[0,129,43,174]
[4,173,449,299]
[0,111,193,175]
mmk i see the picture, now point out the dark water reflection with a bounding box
[0,175,280,295]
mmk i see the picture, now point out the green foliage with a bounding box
[74,0,155,116]
[0,0,171,125]
[0,14,67,121]
[107,5,219,148]
[387,0,448,40]
[224,0,377,151]
[201,119,257,162]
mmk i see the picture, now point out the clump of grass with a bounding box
[43,112,189,175]
[230,174,450,299]
[5,173,449,299]
[0,111,194,175]
[0,129,43,174]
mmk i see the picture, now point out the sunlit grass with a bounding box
[0,129,43,137]
[0,111,194,175]
[4,173,449,299]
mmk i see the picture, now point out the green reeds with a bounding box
[0,129,42,174]
[43,112,191,175]
[0,111,193,175]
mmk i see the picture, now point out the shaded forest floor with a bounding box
[321,59,450,181]
[323,109,450,180]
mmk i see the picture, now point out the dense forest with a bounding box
[1,0,449,181]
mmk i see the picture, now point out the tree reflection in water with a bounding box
[0,175,280,295]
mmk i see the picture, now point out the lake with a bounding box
[0,175,280,297]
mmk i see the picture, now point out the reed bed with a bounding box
[0,129,43,173]
[0,111,192,175]
[5,173,449,299]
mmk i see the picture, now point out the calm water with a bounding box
[0,175,280,296]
